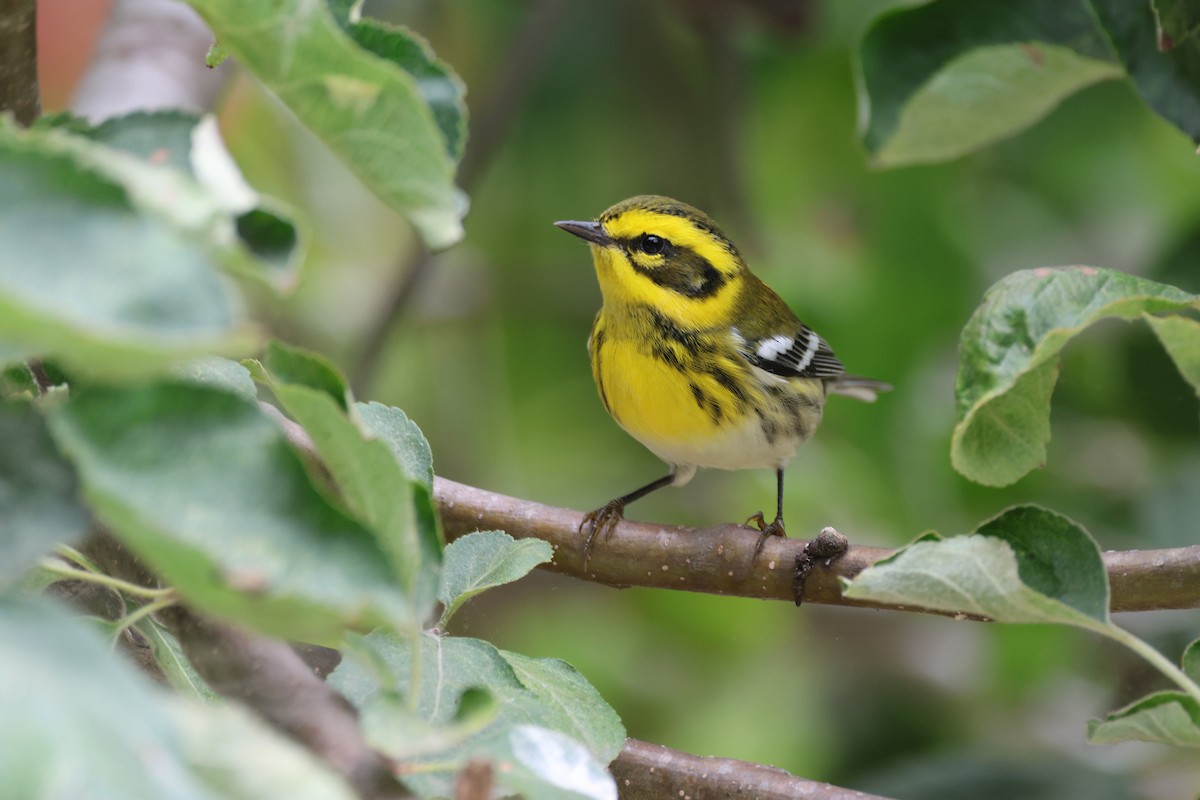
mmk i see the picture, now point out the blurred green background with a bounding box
[44,0,1200,796]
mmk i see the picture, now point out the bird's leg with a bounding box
[746,468,787,558]
[580,472,676,570]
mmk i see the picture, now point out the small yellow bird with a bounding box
[556,195,889,564]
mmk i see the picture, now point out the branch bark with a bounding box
[71,0,231,123]
[612,739,892,800]
[81,531,412,800]
[0,0,40,125]
[433,477,1200,614]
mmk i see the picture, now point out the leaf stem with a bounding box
[38,558,174,599]
[1105,625,1200,706]
[110,595,177,644]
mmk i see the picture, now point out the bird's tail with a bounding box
[828,375,892,403]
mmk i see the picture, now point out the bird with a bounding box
[555,195,890,566]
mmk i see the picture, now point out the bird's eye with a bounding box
[639,235,666,255]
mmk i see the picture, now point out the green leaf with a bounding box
[504,725,619,800]
[0,596,209,800]
[259,340,350,409]
[332,632,620,799]
[0,400,89,589]
[844,505,1110,628]
[328,0,467,162]
[356,401,434,490]
[85,112,304,287]
[174,356,259,401]
[858,0,1121,166]
[255,343,442,620]
[167,698,361,799]
[438,531,553,626]
[1185,639,1200,684]
[1145,313,1200,397]
[136,617,219,703]
[499,651,626,765]
[0,119,259,378]
[182,0,467,249]
[1087,692,1200,747]
[1090,0,1200,144]
[360,687,499,759]
[952,267,1198,486]
[48,380,414,643]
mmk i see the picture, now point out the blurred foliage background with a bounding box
[40,0,1200,796]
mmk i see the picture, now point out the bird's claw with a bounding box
[580,500,626,570]
[751,516,786,559]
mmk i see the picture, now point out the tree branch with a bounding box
[0,0,40,125]
[433,477,1200,614]
[70,0,231,123]
[613,739,893,800]
[81,531,412,800]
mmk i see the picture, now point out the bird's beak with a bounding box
[554,220,613,246]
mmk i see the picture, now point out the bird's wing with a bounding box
[740,325,846,379]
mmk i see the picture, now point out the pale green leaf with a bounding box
[1087,692,1200,747]
[0,596,212,800]
[844,506,1109,628]
[255,342,442,618]
[360,687,499,759]
[873,44,1121,166]
[136,617,219,703]
[500,651,626,764]
[438,531,552,626]
[332,631,620,799]
[1145,313,1200,397]
[0,120,259,378]
[952,267,1198,486]
[858,0,1120,165]
[1184,639,1200,684]
[506,725,618,800]
[48,380,414,643]
[168,698,361,799]
[181,0,467,248]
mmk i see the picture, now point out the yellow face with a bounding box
[563,196,747,330]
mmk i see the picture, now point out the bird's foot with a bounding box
[580,500,626,571]
[744,512,786,559]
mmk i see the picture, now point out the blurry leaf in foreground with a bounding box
[74,110,304,289]
[857,0,1121,166]
[48,380,415,644]
[332,632,622,799]
[952,267,1197,486]
[182,0,467,249]
[0,400,89,589]
[438,531,553,627]
[0,119,259,378]
[252,341,442,620]
[0,596,205,800]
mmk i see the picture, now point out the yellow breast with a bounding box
[588,314,826,471]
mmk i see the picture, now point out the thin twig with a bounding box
[613,739,895,800]
[433,477,1200,614]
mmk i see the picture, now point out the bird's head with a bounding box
[556,195,747,328]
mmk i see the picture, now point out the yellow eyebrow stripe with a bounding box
[603,210,741,277]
